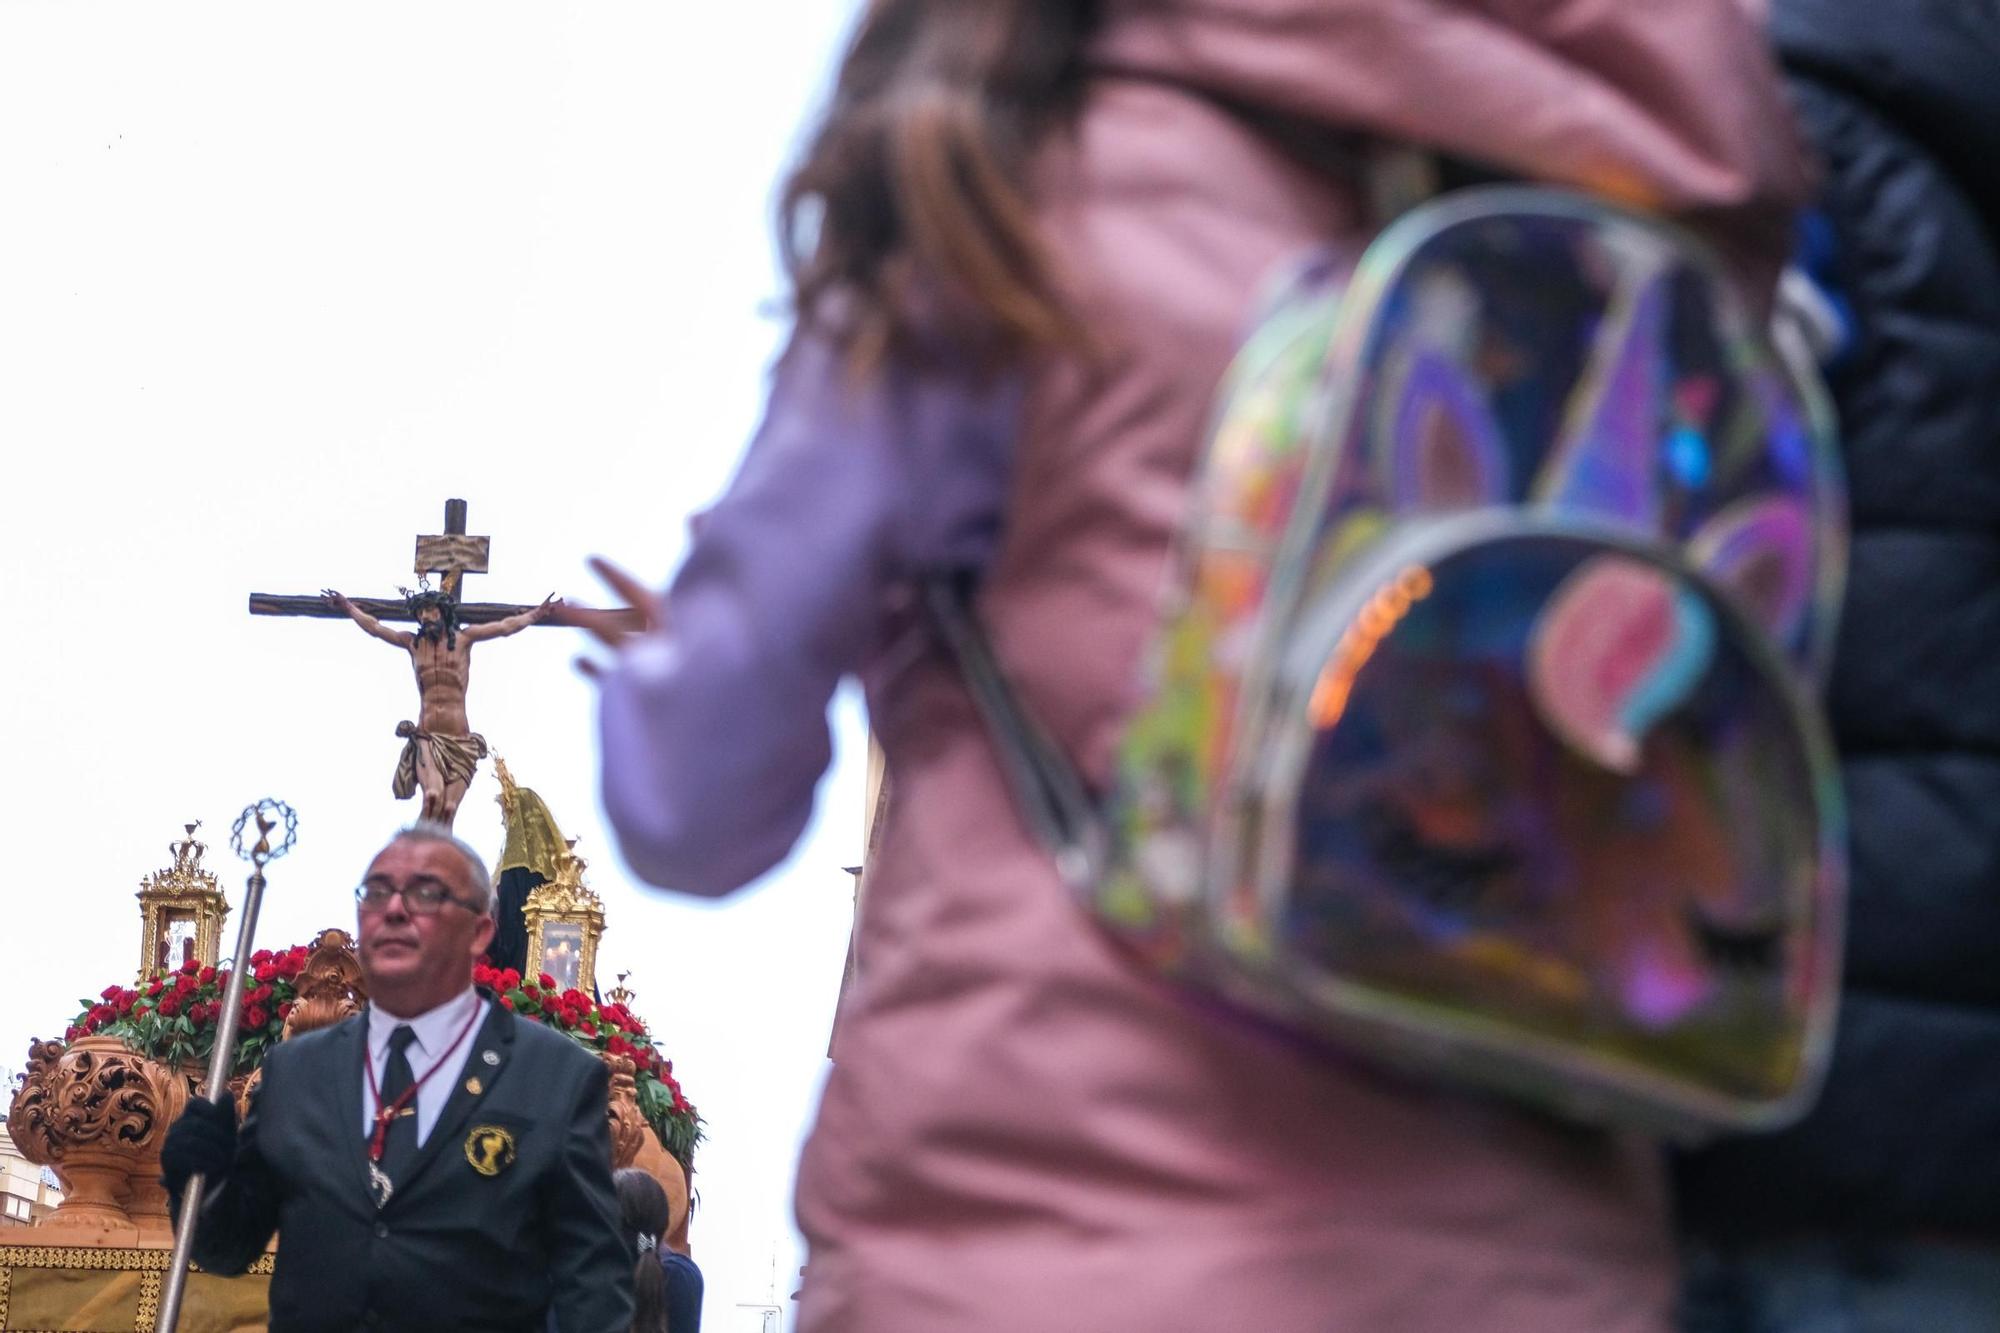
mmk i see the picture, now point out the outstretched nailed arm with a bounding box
[322,589,415,648]
[460,594,563,643]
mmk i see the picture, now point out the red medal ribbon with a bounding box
[365,998,484,1164]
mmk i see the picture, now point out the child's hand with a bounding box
[573,555,666,680]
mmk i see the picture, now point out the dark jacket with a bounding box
[660,1251,703,1333]
[1674,0,2000,1238]
[190,996,633,1332]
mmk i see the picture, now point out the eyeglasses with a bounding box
[355,875,484,915]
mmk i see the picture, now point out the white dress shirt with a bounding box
[361,987,488,1148]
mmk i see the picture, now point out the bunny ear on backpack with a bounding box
[1688,495,1816,650]
[1376,342,1511,512]
[1532,266,1674,532]
[1527,555,1719,776]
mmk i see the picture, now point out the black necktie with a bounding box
[378,1024,420,1182]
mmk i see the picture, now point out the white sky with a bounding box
[0,4,864,1328]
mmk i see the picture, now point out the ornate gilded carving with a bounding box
[7,1036,176,1241]
[0,1244,275,1273]
[0,1243,276,1333]
[135,1268,162,1328]
[0,1240,276,1320]
[7,1039,71,1172]
[136,823,230,980]
[214,929,368,1119]
[283,928,367,1039]
[628,1125,693,1254]
[228,1069,262,1125]
[121,1060,191,1245]
[523,843,606,994]
[603,1054,648,1169]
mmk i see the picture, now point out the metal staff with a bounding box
[156,799,298,1333]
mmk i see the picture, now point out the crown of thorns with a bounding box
[398,585,459,615]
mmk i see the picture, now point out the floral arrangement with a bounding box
[473,962,702,1165]
[65,946,703,1168]
[69,946,309,1076]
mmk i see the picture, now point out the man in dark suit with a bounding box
[162,823,633,1332]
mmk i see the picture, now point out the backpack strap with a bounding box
[920,571,1106,892]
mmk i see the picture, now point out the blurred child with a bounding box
[591,3,1807,1328]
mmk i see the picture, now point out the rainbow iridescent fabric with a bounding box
[1102,190,1846,1134]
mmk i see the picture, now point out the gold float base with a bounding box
[0,1245,271,1333]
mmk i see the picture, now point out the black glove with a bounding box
[160,1095,237,1203]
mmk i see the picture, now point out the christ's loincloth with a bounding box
[392,722,489,799]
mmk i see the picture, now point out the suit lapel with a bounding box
[389,996,517,1199]
[336,1017,380,1211]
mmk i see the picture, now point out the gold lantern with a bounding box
[523,844,606,994]
[137,823,229,980]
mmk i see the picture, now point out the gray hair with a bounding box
[384,821,494,913]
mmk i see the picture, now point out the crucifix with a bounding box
[249,499,640,829]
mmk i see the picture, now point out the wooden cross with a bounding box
[418,497,488,599]
[248,498,640,629]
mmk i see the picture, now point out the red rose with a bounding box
[249,949,272,967]
[176,973,198,995]
[198,965,217,984]
[99,984,121,1001]
[180,958,200,976]
[499,995,515,1010]
[253,984,275,1005]
[278,1000,294,1019]
[188,1002,211,1025]
[116,995,135,1016]
[64,1024,82,1041]
[158,993,182,1017]
[536,972,554,990]
[244,1005,270,1029]
[254,963,276,983]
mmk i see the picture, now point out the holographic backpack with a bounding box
[927,187,1846,1136]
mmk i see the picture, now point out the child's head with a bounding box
[615,1167,672,1333]
[780,2,1110,364]
[778,1,1809,368]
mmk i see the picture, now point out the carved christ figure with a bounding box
[322,587,561,828]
